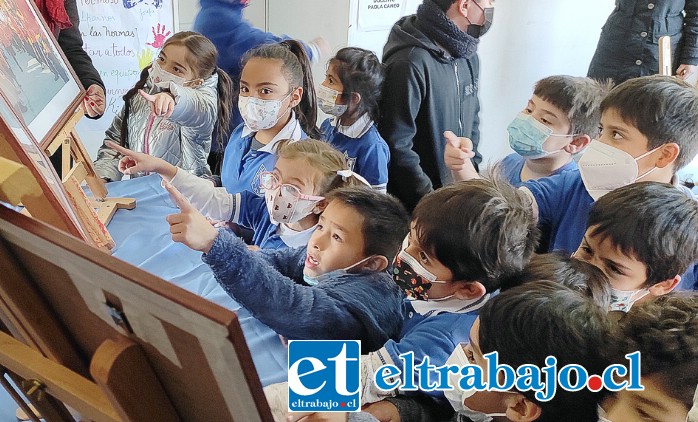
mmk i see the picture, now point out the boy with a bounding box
[600,294,698,422]
[446,75,698,255]
[164,184,410,353]
[359,179,539,415]
[264,179,538,420]
[573,182,698,311]
[501,75,609,185]
[449,281,611,422]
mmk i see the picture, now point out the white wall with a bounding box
[176,0,615,163]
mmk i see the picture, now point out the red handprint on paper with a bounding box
[147,24,171,49]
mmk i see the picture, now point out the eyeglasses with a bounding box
[259,172,324,201]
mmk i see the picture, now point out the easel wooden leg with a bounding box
[91,197,136,227]
[90,338,180,422]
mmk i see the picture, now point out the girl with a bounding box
[221,40,320,196]
[94,31,234,182]
[318,47,390,192]
[106,139,368,250]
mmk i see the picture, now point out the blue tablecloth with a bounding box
[105,174,287,386]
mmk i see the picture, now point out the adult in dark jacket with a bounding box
[379,0,493,212]
[34,0,106,118]
[588,0,698,84]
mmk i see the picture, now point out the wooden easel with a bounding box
[43,107,135,226]
[0,206,273,421]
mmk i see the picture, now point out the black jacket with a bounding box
[379,16,481,211]
[58,0,105,91]
[588,0,698,83]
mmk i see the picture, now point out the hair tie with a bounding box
[336,169,371,187]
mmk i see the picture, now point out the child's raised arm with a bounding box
[106,141,178,181]
[443,131,479,182]
[162,82,217,138]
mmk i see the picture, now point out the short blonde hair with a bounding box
[275,139,366,195]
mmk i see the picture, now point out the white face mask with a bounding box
[303,255,376,286]
[239,91,293,131]
[317,85,348,117]
[149,60,193,88]
[609,286,649,312]
[444,345,507,422]
[578,140,660,201]
[262,172,324,226]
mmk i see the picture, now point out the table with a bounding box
[104,174,288,386]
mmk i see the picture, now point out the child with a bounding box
[507,252,611,309]
[445,281,610,422]
[107,139,367,250]
[94,31,233,182]
[220,40,320,196]
[164,184,410,353]
[573,182,698,311]
[500,75,609,186]
[446,75,698,255]
[359,179,538,408]
[600,294,698,422]
[362,252,611,422]
[318,47,390,192]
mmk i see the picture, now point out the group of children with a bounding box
[93,29,698,422]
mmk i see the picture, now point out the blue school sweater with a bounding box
[380,296,488,401]
[203,229,404,353]
[500,153,578,187]
[320,117,390,192]
[523,171,698,291]
[221,117,305,195]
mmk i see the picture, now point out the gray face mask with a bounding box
[302,255,376,286]
[466,5,494,38]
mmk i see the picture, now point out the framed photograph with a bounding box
[0,0,84,149]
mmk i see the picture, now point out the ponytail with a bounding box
[120,66,151,146]
[214,67,234,150]
[280,40,320,139]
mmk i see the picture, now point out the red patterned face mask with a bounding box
[392,250,448,300]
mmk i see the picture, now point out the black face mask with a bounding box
[466,5,494,38]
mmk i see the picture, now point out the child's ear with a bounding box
[654,142,680,169]
[564,134,591,154]
[349,92,362,107]
[648,275,681,297]
[363,255,389,272]
[452,280,486,301]
[312,199,329,214]
[503,393,543,422]
[290,86,304,108]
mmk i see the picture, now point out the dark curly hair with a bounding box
[610,294,698,409]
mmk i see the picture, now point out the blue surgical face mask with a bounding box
[507,112,572,159]
[303,255,376,286]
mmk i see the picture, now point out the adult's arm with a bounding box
[58,0,104,90]
[379,59,432,210]
[681,0,698,65]
[193,0,317,74]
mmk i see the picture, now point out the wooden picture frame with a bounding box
[0,91,87,241]
[0,206,273,421]
[0,0,84,150]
